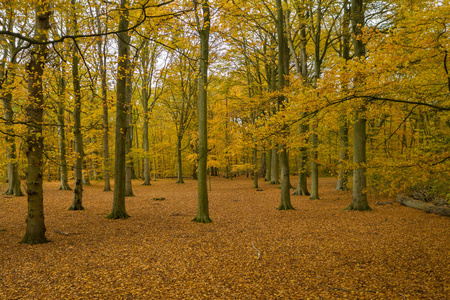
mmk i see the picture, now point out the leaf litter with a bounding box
[0,177,449,299]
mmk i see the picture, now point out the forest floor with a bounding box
[0,176,449,299]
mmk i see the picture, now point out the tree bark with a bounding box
[336,0,350,192]
[270,147,279,184]
[293,124,310,196]
[95,5,111,191]
[346,0,372,211]
[397,195,450,217]
[176,135,184,183]
[57,64,71,191]
[107,0,130,219]
[192,0,211,223]
[1,33,24,197]
[276,0,294,210]
[265,148,271,181]
[125,67,134,197]
[21,0,51,244]
[310,123,319,199]
[70,0,84,211]
[2,80,24,196]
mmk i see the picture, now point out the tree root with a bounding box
[192,215,212,223]
[106,211,130,219]
[277,203,295,210]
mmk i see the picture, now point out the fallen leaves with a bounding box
[0,177,449,299]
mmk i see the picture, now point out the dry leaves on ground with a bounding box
[0,177,449,299]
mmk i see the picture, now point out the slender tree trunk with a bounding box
[176,135,184,183]
[265,149,271,181]
[276,0,294,210]
[336,0,350,191]
[336,116,349,191]
[70,0,84,211]
[310,123,319,199]
[1,46,23,196]
[253,146,258,188]
[192,0,211,223]
[57,67,71,191]
[21,1,50,244]
[95,6,111,191]
[270,147,279,184]
[346,0,372,211]
[107,0,130,219]
[125,69,134,197]
[2,86,24,196]
[293,124,310,196]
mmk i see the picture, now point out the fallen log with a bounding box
[397,194,450,217]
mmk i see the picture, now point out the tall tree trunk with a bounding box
[309,0,322,200]
[21,1,50,244]
[95,5,111,191]
[289,2,309,196]
[125,69,134,197]
[57,65,71,191]
[276,0,294,210]
[107,0,130,219]
[1,37,24,196]
[2,81,24,196]
[70,0,84,211]
[346,0,372,211]
[336,0,350,191]
[192,0,211,223]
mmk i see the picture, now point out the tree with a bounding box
[192,0,212,223]
[0,9,24,197]
[275,0,294,210]
[335,0,350,191]
[345,0,371,211]
[21,0,51,244]
[56,59,72,191]
[69,0,84,211]
[107,0,131,219]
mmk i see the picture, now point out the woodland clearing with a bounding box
[0,177,449,299]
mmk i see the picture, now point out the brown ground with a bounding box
[0,177,449,299]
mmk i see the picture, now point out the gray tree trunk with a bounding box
[336,0,350,191]
[176,136,184,183]
[276,0,294,210]
[270,147,279,184]
[1,33,24,196]
[95,6,111,191]
[336,116,349,191]
[253,147,258,189]
[107,0,130,219]
[310,123,319,199]
[57,66,71,191]
[265,149,271,181]
[125,69,134,197]
[69,0,84,211]
[21,2,50,244]
[192,0,211,223]
[293,124,310,196]
[346,0,372,211]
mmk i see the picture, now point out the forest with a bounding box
[0,0,449,297]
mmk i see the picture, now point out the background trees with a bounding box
[0,0,448,243]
